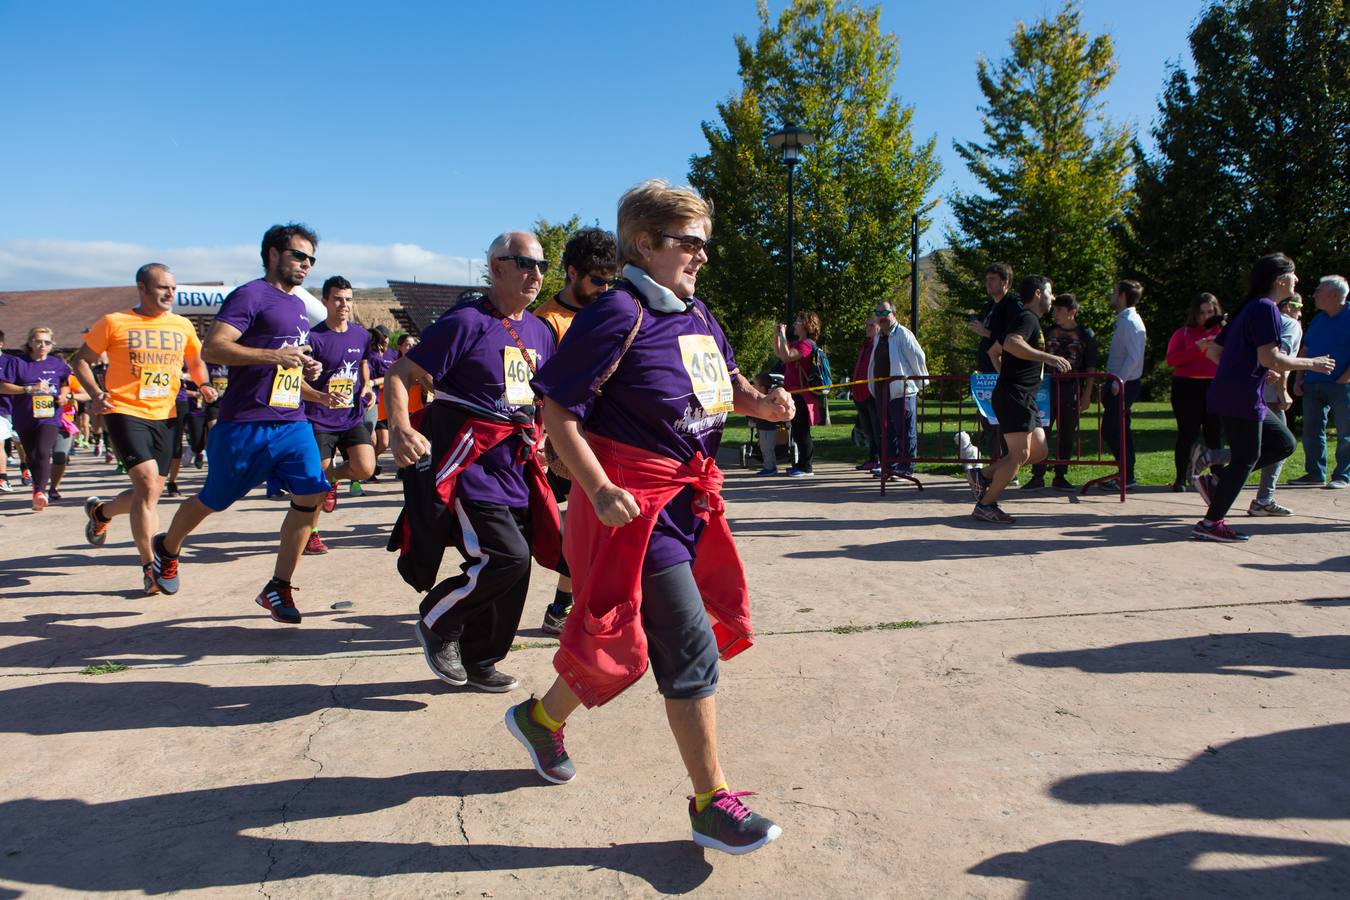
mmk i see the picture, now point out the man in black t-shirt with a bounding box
[969,263,1014,375]
[967,275,1070,524]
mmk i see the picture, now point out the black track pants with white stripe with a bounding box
[419,499,532,674]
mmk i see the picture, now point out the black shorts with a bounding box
[104,413,175,475]
[992,384,1042,435]
[375,419,389,431]
[205,404,220,423]
[313,423,372,460]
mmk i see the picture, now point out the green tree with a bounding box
[528,214,582,307]
[1126,0,1350,337]
[936,1,1132,358]
[689,0,940,378]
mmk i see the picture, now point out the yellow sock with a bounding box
[530,698,563,732]
[695,783,729,813]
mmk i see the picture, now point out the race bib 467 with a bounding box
[678,334,734,415]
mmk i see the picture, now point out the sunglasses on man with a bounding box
[283,248,317,266]
[874,308,894,317]
[588,275,617,289]
[496,255,551,274]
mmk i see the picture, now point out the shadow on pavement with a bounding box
[1049,724,1350,820]
[1243,554,1350,574]
[1014,633,1350,677]
[969,831,1350,898]
[0,770,712,894]
[0,678,439,733]
[0,611,417,671]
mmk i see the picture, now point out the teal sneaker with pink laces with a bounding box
[689,789,782,855]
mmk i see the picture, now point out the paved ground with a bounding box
[1,451,1347,898]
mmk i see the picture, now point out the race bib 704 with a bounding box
[678,334,734,414]
[269,366,302,409]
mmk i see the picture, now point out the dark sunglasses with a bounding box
[496,255,550,274]
[284,248,317,265]
[32,338,53,345]
[874,309,893,317]
[662,233,708,253]
[588,275,617,289]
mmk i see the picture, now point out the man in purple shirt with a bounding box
[0,330,15,492]
[1191,254,1334,541]
[300,275,375,554]
[152,223,329,623]
[388,230,556,692]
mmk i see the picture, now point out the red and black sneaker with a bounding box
[303,531,329,555]
[255,581,302,624]
[322,483,339,514]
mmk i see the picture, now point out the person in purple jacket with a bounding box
[151,223,327,623]
[387,230,557,693]
[300,275,375,555]
[1190,253,1335,542]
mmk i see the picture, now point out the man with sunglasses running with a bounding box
[150,223,328,622]
[389,231,561,692]
[530,227,618,634]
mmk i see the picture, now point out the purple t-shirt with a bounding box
[0,353,17,418]
[530,285,739,572]
[368,347,396,381]
[1207,297,1282,421]
[213,279,314,424]
[407,300,555,507]
[305,322,372,433]
[8,354,74,431]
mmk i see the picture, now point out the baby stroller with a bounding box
[739,373,800,470]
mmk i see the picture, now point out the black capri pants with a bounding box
[641,561,719,701]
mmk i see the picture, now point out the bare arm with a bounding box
[386,356,431,467]
[1004,334,1070,371]
[202,320,317,378]
[541,398,641,527]
[1258,342,1333,375]
[773,325,804,363]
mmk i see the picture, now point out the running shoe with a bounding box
[1052,475,1076,492]
[689,790,782,856]
[1194,473,1218,507]
[192,452,204,470]
[1171,479,1188,492]
[141,562,158,596]
[84,497,108,546]
[541,601,572,635]
[255,581,302,624]
[30,490,47,511]
[1289,473,1324,486]
[1249,498,1293,517]
[784,467,813,478]
[1327,478,1350,490]
[966,466,990,501]
[752,467,776,476]
[164,482,180,498]
[1020,474,1046,491]
[854,460,879,471]
[103,453,114,464]
[505,698,576,784]
[466,669,519,693]
[1188,442,1230,479]
[414,622,468,685]
[48,487,62,501]
[303,532,329,555]
[349,480,364,496]
[972,501,1014,524]
[20,469,31,486]
[0,477,12,493]
[1192,519,1249,542]
[115,463,126,475]
[150,533,180,594]
[322,483,339,513]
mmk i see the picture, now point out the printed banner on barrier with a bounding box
[970,373,1051,426]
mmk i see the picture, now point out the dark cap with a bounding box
[372,324,390,337]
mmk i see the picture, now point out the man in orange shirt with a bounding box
[73,263,216,594]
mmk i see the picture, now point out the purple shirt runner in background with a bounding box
[407,300,555,507]
[1207,297,1283,421]
[368,347,396,381]
[9,354,74,432]
[531,284,739,573]
[212,279,313,424]
[0,353,17,418]
[305,322,372,432]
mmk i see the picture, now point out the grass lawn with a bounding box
[727,399,1328,489]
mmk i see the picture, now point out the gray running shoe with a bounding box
[505,698,576,785]
[414,623,467,686]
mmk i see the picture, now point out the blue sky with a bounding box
[0,1,1200,289]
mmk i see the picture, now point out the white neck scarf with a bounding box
[623,264,691,314]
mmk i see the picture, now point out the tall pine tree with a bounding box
[689,0,940,376]
[1127,0,1350,332]
[936,2,1132,349]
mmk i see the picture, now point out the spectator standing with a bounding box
[969,262,1014,375]
[870,301,928,475]
[850,317,881,470]
[774,310,823,478]
[1291,275,1350,488]
[1191,254,1334,542]
[1165,293,1224,491]
[1249,293,1304,514]
[1102,280,1147,490]
[1026,293,1097,491]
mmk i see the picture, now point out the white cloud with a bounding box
[0,239,488,291]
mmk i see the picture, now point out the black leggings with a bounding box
[18,426,59,493]
[790,397,814,471]
[1171,377,1221,482]
[185,414,207,455]
[1206,415,1296,521]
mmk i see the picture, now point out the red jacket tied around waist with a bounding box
[553,434,754,708]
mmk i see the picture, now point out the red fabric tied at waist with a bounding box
[553,434,753,709]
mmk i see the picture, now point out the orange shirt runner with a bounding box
[83,310,202,420]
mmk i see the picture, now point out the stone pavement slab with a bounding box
[1,454,1347,897]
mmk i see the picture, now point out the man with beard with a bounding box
[150,223,328,624]
[530,227,618,634]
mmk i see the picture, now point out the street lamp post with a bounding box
[767,123,816,327]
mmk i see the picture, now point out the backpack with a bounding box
[797,343,832,397]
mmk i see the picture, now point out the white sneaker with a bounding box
[1248,499,1293,517]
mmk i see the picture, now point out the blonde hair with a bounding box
[617,179,713,267]
[27,326,53,344]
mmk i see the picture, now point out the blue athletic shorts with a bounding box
[199,420,329,511]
